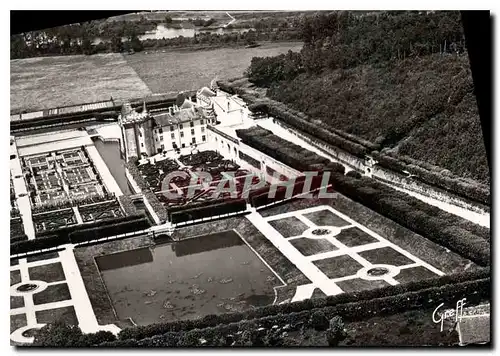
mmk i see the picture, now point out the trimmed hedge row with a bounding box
[10,214,149,255]
[69,217,151,243]
[126,158,168,223]
[170,199,247,224]
[109,275,489,346]
[121,279,491,347]
[236,127,330,172]
[249,173,337,208]
[330,173,490,266]
[373,152,490,205]
[219,79,490,206]
[11,234,61,255]
[117,267,489,341]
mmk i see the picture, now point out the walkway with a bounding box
[10,141,35,240]
[10,245,120,344]
[247,204,444,302]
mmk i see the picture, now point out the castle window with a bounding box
[138,131,142,137]
[182,143,185,148]
[170,125,174,131]
[141,143,144,147]
[159,128,163,134]
[160,136,163,141]
[190,121,194,127]
[161,144,165,151]
[201,127,205,133]
[191,129,195,136]
[181,131,184,138]
[155,138,158,142]
[171,133,175,139]
[192,137,196,144]
[179,124,183,129]
[202,135,206,142]
[200,119,204,125]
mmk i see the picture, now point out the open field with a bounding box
[124,42,303,94]
[10,54,152,113]
[11,42,302,113]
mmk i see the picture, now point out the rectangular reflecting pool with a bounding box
[95,230,281,326]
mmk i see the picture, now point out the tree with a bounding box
[165,15,173,24]
[130,34,143,52]
[309,310,329,331]
[110,35,123,53]
[82,38,92,55]
[326,316,347,346]
[33,321,84,347]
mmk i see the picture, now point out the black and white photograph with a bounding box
[8,7,491,348]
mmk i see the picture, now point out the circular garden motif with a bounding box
[311,228,331,236]
[21,328,39,338]
[367,267,390,277]
[16,283,39,293]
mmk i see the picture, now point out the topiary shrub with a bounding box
[309,310,329,331]
[326,316,347,346]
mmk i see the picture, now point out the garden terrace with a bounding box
[136,158,180,193]
[22,147,110,210]
[10,218,25,240]
[179,150,225,167]
[33,209,77,234]
[78,200,124,223]
[236,127,330,172]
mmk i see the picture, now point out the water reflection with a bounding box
[96,230,279,325]
[92,24,252,44]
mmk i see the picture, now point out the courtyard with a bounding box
[10,191,482,344]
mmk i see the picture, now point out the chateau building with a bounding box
[119,87,217,161]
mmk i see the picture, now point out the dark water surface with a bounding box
[95,230,280,325]
[93,139,131,195]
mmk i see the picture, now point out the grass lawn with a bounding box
[335,227,379,247]
[10,270,21,286]
[10,314,27,334]
[11,296,24,309]
[358,246,415,266]
[335,278,389,293]
[35,306,78,326]
[28,262,66,283]
[267,216,309,238]
[289,237,338,256]
[303,209,350,227]
[26,251,60,263]
[10,54,152,113]
[394,266,441,284]
[313,255,364,280]
[32,283,71,305]
[124,42,303,94]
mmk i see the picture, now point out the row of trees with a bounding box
[11,26,300,58]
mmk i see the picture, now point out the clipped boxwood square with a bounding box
[268,216,309,238]
[335,277,389,293]
[28,262,65,283]
[335,227,378,247]
[303,209,350,227]
[11,313,27,334]
[394,266,438,284]
[11,296,24,309]
[10,270,21,286]
[36,306,78,326]
[358,247,414,267]
[33,283,71,305]
[289,237,337,256]
[313,255,364,279]
[27,251,59,263]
